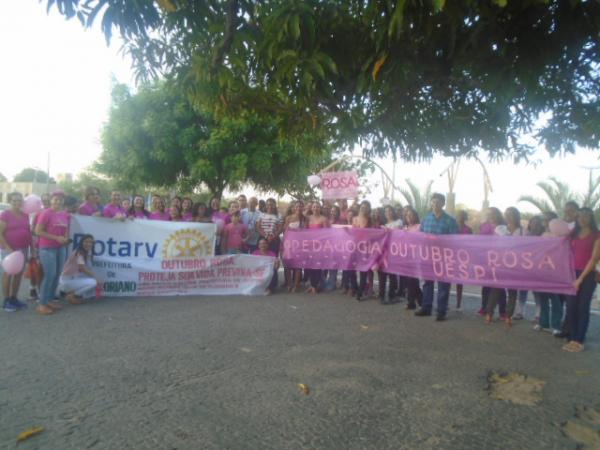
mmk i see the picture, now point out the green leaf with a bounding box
[388,0,406,39]
[316,52,338,75]
[432,0,446,12]
[290,14,301,40]
[493,0,508,7]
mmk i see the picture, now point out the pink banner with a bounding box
[320,171,359,200]
[282,229,576,295]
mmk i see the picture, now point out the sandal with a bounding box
[67,295,85,305]
[36,304,54,315]
[562,341,579,352]
[48,301,64,310]
[563,341,584,353]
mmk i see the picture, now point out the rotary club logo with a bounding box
[162,229,212,259]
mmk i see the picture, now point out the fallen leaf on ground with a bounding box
[16,427,44,443]
[360,325,369,331]
[575,370,591,376]
[487,372,545,406]
[561,419,600,448]
[298,383,310,395]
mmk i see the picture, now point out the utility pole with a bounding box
[46,152,50,194]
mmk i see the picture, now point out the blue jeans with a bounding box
[39,247,67,305]
[422,280,451,315]
[518,290,528,315]
[534,292,563,329]
[324,270,338,291]
[566,271,597,343]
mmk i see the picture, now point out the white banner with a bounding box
[70,216,274,296]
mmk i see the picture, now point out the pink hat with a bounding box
[51,189,65,197]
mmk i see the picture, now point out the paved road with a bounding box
[1,288,599,449]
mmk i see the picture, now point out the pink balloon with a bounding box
[549,219,570,237]
[22,194,43,215]
[1,251,25,275]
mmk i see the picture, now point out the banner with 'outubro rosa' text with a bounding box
[282,228,576,295]
[70,216,275,296]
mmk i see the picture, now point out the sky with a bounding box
[1,2,598,212]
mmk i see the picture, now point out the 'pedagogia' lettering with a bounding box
[73,233,158,258]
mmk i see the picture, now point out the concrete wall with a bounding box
[0,182,57,203]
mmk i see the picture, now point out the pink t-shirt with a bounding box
[252,250,276,257]
[479,221,495,235]
[406,223,421,232]
[571,233,599,271]
[103,203,125,218]
[460,224,473,235]
[224,223,247,250]
[128,210,148,219]
[149,211,171,221]
[78,201,100,216]
[211,211,231,225]
[37,209,71,249]
[182,212,194,222]
[0,210,32,250]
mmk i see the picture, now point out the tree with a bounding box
[581,170,600,210]
[13,168,52,183]
[399,179,434,220]
[43,0,600,161]
[58,171,134,204]
[0,172,6,182]
[518,176,580,214]
[98,82,330,199]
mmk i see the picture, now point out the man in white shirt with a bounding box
[241,197,261,253]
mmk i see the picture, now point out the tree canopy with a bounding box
[13,168,53,183]
[44,0,600,162]
[98,82,330,198]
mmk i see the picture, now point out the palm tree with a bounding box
[518,177,581,214]
[399,179,434,219]
[581,170,600,210]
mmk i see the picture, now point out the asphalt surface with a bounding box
[1,285,599,449]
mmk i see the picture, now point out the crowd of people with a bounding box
[1,187,598,353]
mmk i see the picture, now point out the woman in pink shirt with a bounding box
[306,202,329,294]
[102,191,127,219]
[455,210,473,310]
[478,207,506,317]
[403,207,423,309]
[252,237,280,294]
[78,186,102,216]
[149,196,171,221]
[563,208,599,352]
[181,197,194,222]
[351,200,373,301]
[128,195,149,219]
[169,205,183,222]
[0,192,32,311]
[35,192,71,315]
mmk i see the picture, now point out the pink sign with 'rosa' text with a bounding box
[320,171,359,200]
